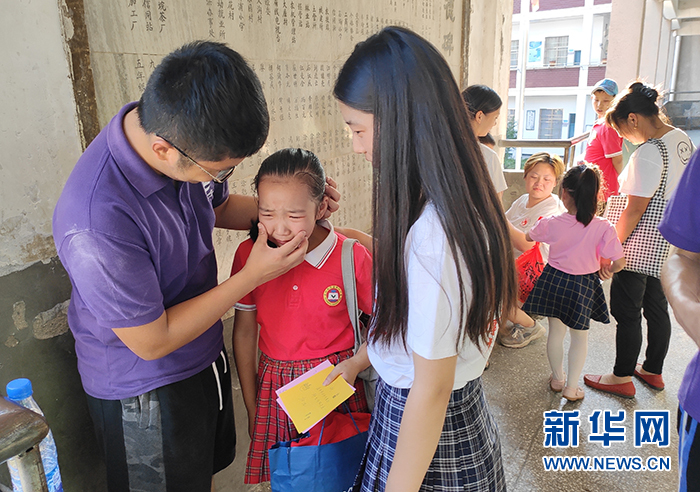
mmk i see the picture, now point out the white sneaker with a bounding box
[498,320,545,348]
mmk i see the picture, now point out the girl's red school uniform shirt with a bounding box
[231,222,373,361]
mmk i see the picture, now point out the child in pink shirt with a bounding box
[523,165,625,401]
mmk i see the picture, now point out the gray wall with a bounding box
[0,0,104,488]
[675,34,700,100]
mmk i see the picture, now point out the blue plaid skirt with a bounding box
[353,377,505,492]
[522,264,610,331]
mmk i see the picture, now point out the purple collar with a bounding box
[107,102,171,198]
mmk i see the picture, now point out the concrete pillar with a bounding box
[575,0,595,136]
[675,34,700,100]
[607,0,674,88]
[514,0,530,166]
[461,0,515,145]
[638,0,664,83]
[0,0,96,488]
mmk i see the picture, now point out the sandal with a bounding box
[563,386,585,401]
[549,374,566,392]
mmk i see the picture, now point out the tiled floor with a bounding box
[215,281,695,491]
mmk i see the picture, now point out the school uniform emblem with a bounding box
[324,285,343,306]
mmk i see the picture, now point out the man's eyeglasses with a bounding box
[157,134,237,184]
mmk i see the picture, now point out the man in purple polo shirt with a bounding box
[659,148,700,492]
[53,41,313,491]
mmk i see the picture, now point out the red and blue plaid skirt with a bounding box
[245,349,369,484]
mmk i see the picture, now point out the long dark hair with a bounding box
[334,26,517,350]
[561,164,601,226]
[462,84,503,118]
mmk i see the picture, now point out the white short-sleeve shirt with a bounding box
[367,203,497,390]
[480,143,508,194]
[618,128,695,200]
[505,193,567,262]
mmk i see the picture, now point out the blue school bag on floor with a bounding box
[268,408,368,492]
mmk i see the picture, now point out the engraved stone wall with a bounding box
[82,0,465,281]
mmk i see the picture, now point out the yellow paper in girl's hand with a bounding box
[276,360,356,434]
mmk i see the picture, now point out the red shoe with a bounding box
[634,364,665,390]
[583,374,636,398]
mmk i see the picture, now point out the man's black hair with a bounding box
[138,40,269,161]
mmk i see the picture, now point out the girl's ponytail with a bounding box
[562,165,600,226]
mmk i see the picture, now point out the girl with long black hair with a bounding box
[325,26,517,491]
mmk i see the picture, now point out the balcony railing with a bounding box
[500,131,590,168]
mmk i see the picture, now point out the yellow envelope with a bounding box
[277,362,356,434]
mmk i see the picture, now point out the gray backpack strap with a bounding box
[341,238,362,354]
[341,238,378,411]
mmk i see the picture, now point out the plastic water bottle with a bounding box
[5,378,63,492]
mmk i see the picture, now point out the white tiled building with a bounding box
[505,0,699,166]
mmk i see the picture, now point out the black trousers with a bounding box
[611,269,672,377]
[86,349,235,492]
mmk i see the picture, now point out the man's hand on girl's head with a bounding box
[323,176,341,219]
